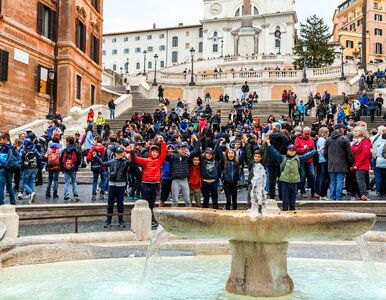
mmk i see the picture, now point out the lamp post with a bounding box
[46,68,55,120]
[143,50,147,75]
[152,54,159,86]
[221,40,224,57]
[189,47,196,86]
[301,44,308,83]
[339,45,346,81]
[358,41,363,69]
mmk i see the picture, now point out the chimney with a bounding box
[153,23,156,29]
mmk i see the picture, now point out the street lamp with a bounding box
[301,44,308,83]
[143,50,147,75]
[221,40,224,57]
[339,45,346,81]
[358,41,363,69]
[152,54,159,86]
[46,68,55,120]
[189,47,196,86]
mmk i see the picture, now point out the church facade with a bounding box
[102,0,297,74]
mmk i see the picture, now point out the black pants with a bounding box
[327,114,334,124]
[268,166,281,199]
[13,169,21,192]
[160,179,172,202]
[288,104,295,118]
[281,182,297,211]
[107,185,125,222]
[202,181,218,209]
[377,105,382,116]
[212,124,220,133]
[223,182,238,210]
[141,182,159,210]
[380,168,386,196]
[369,109,376,122]
[131,173,142,196]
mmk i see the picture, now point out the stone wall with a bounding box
[164,87,184,100]
[204,88,224,101]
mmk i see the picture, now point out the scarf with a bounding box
[353,137,364,146]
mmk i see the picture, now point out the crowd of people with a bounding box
[1,84,385,228]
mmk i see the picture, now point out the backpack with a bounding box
[280,156,300,173]
[47,148,61,171]
[91,152,103,171]
[23,151,38,168]
[0,152,7,167]
[2,149,22,172]
[62,150,77,171]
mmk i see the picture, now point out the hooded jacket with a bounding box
[87,143,107,171]
[19,139,43,169]
[61,144,81,172]
[294,135,315,164]
[267,131,289,167]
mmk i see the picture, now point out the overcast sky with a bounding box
[103,0,343,34]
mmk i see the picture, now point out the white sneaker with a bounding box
[29,192,36,204]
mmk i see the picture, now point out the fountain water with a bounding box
[154,208,376,297]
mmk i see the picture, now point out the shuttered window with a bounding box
[76,18,86,52]
[37,2,57,41]
[0,49,9,82]
[90,34,100,64]
[91,0,100,12]
[36,65,50,94]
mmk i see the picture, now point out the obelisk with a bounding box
[238,0,256,55]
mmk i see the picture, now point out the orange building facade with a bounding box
[0,0,103,131]
[333,0,386,64]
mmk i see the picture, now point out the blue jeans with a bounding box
[329,172,346,200]
[0,168,16,205]
[46,171,59,196]
[371,159,382,194]
[64,171,78,198]
[281,182,298,211]
[23,168,37,195]
[299,162,315,194]
[110,109,115,120]
[92,170,107,195]
[316,163,329,197]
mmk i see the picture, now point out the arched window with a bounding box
[124,62,129,72]
[235,5,259,16]
[212,34,219,53]
[172,36,178,47]
[199,28,203,38]
[199,42,203,53]
[148,61,152,69]
[136,62,140,70]
[160,61,165,68]
[112,64,116,71]
[254,6,259,15]
[235,8,240,17]
[172,51,178,63]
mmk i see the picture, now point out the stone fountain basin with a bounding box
[154,208,377,243]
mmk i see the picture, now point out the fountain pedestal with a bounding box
[226,241,293,297]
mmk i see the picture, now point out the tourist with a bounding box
[82,125,94,167]
[350,127,371,201]
[205,92,211,104]
[359,91,369,116]
[281,89,288,103]
[376,133,386,196]
[266,140,319,211]
[297,100,305,125]
[218,138,240,210]
[248,150,266,214]
[376,93,384,117]
[288,91,296,118]
[324,124,354,201]
[158,85,164,102]
[93,146,130,228]
[95,112,105,136]
[200,146,221,210]
[315,127,330,200]
[101,124,113,145]
[108,99,116,120]
[326,101,337,124]
[87,137,108,201]
[45,134,62,199]
[159,144,175,207]
[241,81,249,101]
[189,154,202,208]
[61,136,82,202]
[371,126,386,196]
[316,102,326,121]
[0,133,20,206]
[87,108,94,126]
[367,98,378,123]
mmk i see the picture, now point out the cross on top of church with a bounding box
[243,0,251,16]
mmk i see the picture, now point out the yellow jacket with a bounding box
[96,115,105,126]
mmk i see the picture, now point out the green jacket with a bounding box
[279,156,301,183]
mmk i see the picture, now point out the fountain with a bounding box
[154,208,376,297]
[0,222,6,242]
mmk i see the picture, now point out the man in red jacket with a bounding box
[294,127,319,199]
[131,136,167,217]
[198,114,208,133]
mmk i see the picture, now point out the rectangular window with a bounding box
[213,44,218,53]
[172,51,178,63]
[186,31,189,37]
[91,0,100,12]
[349,23,355,31]
[346,40,354,48]
[112,38,116,43]
[159,45,166,51]
[275,38,281,48]
[90,35,100,64]
[102,50,106,56]
[375,14,382,21]
[0,49,9,82]
[37,2,56,41]
[112,49,118,55]
[36,65,49,94]
[199,42,203,53]
[147,35,152,40]
[135,36,140,41]
[375,28,382,36]
[147,46,153,52]
[185,43,190,49]
[75,18,86,52]
[124,48,129,54]
[124,37,129,42]
[90,84,96,105]
[102,39,105,44]
[376,43,383,54]
[357,19,362,26]
[159,34,165,39]
[135,47,141,53]
[172,37,178,47]
[76,75,82,100]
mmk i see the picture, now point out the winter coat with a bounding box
[161,161,172,180]
[87,143,107,171]
[132,142,167,183]
[189,164,202,189]
[360,94,369,106]
[294,136,315,164]
[324,130,354,173]
[198,118,208,133]
[267,131,289,167]
[85,131,94,150]
[94,155,130,185]
[376,139,386,168]
[351,138,371,171]
[96,115,105,126]
[19,139,43,169]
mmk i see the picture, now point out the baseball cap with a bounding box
[334,123,348,130]
[287,144,296,151]
[115,146,125,153]
[205,147,214,154]
[176,142,187,148]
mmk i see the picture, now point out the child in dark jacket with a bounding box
[159,144,175,207]
[93,146,131,228]
[266,138,322,211]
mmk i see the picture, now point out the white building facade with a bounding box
[102,0,297,74]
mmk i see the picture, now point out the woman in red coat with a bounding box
[131,136,167,211]
[351,126,371,201]
[87,109,94,126]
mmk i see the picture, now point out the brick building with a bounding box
[0,0,103,130]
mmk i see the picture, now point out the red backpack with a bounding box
[62,150,77,171]
[47,148,61,171]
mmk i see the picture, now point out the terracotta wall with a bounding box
[316,83,338,96]
[164,87,184,100]
[204,88,224,101]
[271,86,293,100]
